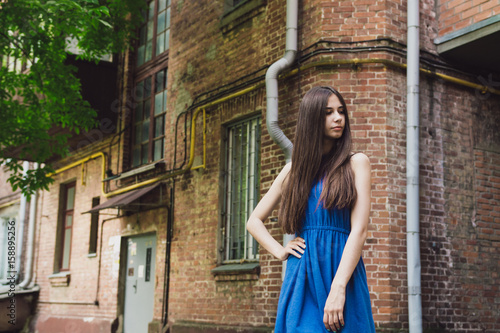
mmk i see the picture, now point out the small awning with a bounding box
[85,183,162,214]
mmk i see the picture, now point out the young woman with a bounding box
[247,86,375,332]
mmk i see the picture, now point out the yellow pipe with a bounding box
[103,57,500,197]
[287,58,500,95]
[105,107,207,197]
[45,106,210,198]
[104,82,269,196]
[49,55,499,199]
[47,152,106,197]
[47,81,268,198]
[191,108,206,171]
[203,83,265,109]
[203,108,206,168]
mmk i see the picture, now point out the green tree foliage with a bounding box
[0,0,144,198]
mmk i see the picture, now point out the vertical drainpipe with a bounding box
[19,163,38,289]
[265,0,297,163]
[265,0,297,278]
[406,0,423,332]
[15,161,30,282]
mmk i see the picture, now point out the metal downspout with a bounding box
[265,0,297,163]
[265,0,298,278]
[15,161,29,282]
[162,182,174,331]
[19,163,39,289]
[407,0,423,331]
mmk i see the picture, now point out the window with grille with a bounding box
[222,116,261,262]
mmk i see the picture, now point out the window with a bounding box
[136,0,171,67]
[221,0,267,32]
[132,68,167,167]
[1,32,32,73]
[222,116,261,262]
[88,197,100,255]
[59,182,76,271]
[1,55,25,73]
[224,0,249,11]
[132,0,170,168]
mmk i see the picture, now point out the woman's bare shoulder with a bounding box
[350,153,370,172]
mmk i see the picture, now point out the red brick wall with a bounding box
[165,0,405,325]
[437,0,500,37]
[319,0,407,43]
[30,0,500,332]
[416,73,500,332]
[32,138,168,332]
[33,143,118,330]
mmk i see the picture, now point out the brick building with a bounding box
[16,0,500,332]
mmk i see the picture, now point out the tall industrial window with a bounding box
[132,68,167,167]
[59,182,76,271]
[136,0,171,67]
[132,0,170,168]
[222,116,261,262]
[88,197,100,255]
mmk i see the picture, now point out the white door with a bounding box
[123,234,156,333]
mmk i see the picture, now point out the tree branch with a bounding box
[0,31,33,62]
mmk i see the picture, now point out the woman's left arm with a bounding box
[323,153,371,332]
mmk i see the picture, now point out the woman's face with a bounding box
[323,93,346,141]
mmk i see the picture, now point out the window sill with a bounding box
[108,161,165,182]
[87,253,97,258]
[211,262,260,281]
[48,272,70,287]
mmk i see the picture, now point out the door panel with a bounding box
[124,234,156,333]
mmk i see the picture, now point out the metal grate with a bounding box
[223,116,261,262]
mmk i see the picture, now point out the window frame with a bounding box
[130,0,171,169]
[1,31,32,73]
[131,67,168,168]
[135,0,171,70]
[59,182,76,272]
[221,115,261,263]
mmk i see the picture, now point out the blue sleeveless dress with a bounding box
[274,180,375,333]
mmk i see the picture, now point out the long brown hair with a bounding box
[279,86,357,234]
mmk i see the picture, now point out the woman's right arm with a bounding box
[246,163,306,261]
